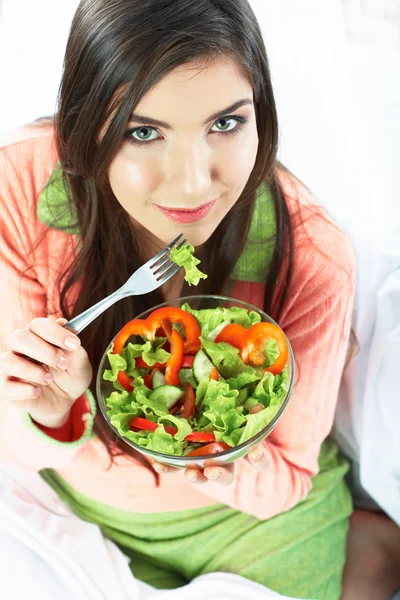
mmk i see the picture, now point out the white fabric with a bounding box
[333,220,400,524]
[0,463,305,600]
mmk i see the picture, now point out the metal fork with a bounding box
[65,233,186,334]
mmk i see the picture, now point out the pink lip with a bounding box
[156,198,218,223]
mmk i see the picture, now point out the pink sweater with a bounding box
[0,125,356,520]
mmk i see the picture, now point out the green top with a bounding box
[37,162,276,283]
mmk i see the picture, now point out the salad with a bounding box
[102,242,289,457]
[103,303,289,457]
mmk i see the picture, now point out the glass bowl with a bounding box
[96,295,295,468]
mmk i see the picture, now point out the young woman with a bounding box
[0,1,358,598]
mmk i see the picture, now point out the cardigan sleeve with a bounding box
[0,141,96,471]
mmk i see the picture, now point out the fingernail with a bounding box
[153,464,167,474]
[56,356,68,370]
[64,336,80,350]
[32,386,41,397]
[207,469,221,481]
[250,451,263,461]
[44,372,54,384]
[186,471,199,483]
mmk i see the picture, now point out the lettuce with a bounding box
[182,304,261,338]
[200,338,243,379]
[169,243,207,286]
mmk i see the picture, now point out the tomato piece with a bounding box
[209,367,219,381]
[180,382,196,419]
[181,355,195,368]
[129,417,177,436]
[185,432,216,443]
[186,441,231,456]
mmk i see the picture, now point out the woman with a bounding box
[0,1,357,598]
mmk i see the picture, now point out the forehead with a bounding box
[134,56,252,123]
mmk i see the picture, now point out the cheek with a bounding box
[108,151,158,209]
[218,129,259,187]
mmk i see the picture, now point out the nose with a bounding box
[165,140,212,198]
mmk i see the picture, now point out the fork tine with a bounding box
[155,258,176,279]
[149,233,184,268]
[151,238,188,275]
[157,264,181,284]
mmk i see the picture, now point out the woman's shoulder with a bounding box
[0,122,58,222]
[276,167,357,282]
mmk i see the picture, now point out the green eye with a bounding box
[211,117,238,133]
[132,127,159,142]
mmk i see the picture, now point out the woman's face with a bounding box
[108,56,259,247]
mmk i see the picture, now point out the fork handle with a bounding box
[65,288,126,334]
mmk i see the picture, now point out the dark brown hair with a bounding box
[33,0,300,480]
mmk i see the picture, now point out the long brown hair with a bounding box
[35,0,296,479]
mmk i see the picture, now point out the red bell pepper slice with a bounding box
[146,307,201,354]
[215,323,247,352]
[117,371,134,392]
[129,417,217,444]
[245,322,288,374]
[215,322,288,374]
[135,357,164,369]
[186,441,231,456]
[185,432,216,443]
[180,382,196,419]
[181,355,195,368]
[165,329,184,386]
[129,417,177,436]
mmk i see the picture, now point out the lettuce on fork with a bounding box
[169,243,207,286]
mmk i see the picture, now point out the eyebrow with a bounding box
[128,98,253,129]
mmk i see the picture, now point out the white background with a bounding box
[0,0,399,231]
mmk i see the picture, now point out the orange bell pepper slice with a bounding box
[215,322,288,375]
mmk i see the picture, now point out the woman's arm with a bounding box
[0,143,95,471]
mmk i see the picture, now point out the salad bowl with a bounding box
[96,295,295,468]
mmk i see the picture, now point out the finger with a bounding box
[184,468,208,485]
[247,444,270,471]
[152,461,172,475]
[0,351,54,386]
[0,379,41,406]
[29,317,81,352]
[10,328,72,372]
[203,464,234,486]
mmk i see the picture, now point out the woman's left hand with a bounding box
[152,443,269,487]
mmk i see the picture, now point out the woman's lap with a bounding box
[40,438,352,599]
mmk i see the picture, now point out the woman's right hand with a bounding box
[0,317,93,429]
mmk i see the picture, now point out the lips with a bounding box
[156,198,218,223]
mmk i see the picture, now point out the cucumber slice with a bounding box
[152,371,165,389]
[178,368,198,388]
[148,385,184,408]
[206,320,230,341]
[193,350,215,382]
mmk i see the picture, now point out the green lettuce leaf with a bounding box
[182,304,261,338]
[125,338,170,367]
[201,338,243,379]
[263,338,280,367]
[158,415,192,441]
[145,426,184,455]
[169,243,207,286]
[227,365,262,390]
